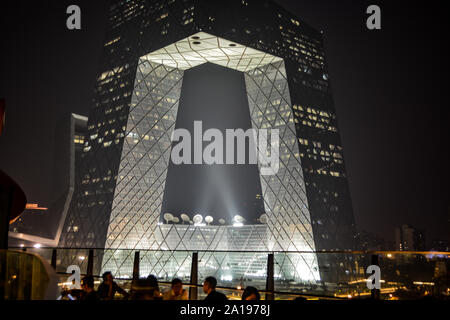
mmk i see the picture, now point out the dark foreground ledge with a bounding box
[1,299,448,319]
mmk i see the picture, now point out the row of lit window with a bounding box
[156,12,168,22]
[295,112,331,124]
[294,119,337,132]
[104,36,121,47]
[287,44,323,62]
[280,30,324,60]
[298,138,343,158]
[98,76,129,90]
[87,118,122,132]
[299,153,343,164]
[283,44,324,64]
[304,167,342,177]
[74,134,84,144]
[98,65,129,81]
[292,105,338,131]
[82,175,114,185]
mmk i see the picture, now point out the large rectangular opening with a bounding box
[161,62,265,225]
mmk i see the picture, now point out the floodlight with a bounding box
[259,213,268,224]
[193,214,203,224]
[205,216,213,225]
[180,213,190,224]
[163,213,174,223]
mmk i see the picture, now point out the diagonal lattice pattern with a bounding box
[144,32,282,72]
[101,32,319,282]
[245,61,315,253]
[105,59,184,250]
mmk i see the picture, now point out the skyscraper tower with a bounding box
[59,0,357,282]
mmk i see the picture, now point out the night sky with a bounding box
[0,0,448,244]
[161,62,265,224]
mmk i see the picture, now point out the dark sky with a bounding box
[0,0,448,244]
[161,62,265,224]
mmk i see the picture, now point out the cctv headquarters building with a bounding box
[56,0,357,287]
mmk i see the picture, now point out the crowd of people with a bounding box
[69,272,261,301]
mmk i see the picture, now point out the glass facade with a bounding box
[59,0,357,284]
[101,32,319,281]
[9,247,448,300]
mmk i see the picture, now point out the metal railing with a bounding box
[5,247,450,300]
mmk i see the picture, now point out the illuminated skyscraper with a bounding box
[59,0,357,283]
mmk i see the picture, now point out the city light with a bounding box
[25,203,48,210]
[413,281,435,286]
[221,275,233,281]
[1,0,446,305]
[348,279,386,285]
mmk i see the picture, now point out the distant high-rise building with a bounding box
[395,224,426,251]
[431,239,449,252]
[9,113,88,247]
[413,229,426,251]
[58,0,357,282]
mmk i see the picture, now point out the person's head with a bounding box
[102,271,113,283]
[146,274,159,288]
[171,278,183,295]
[203,276,217,294]
[242,286,260,300]
[81,275,95,292]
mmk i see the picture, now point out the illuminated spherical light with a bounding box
[259,213,268,224]
[180,213,190,223]
[163,213,174,223]
[193,214,203,224]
